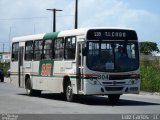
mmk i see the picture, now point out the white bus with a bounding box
[10,27,140,102]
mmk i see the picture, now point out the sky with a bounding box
[0,0,160,52]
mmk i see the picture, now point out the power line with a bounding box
[0,15,74,21]
[46,8,63,32]
[0,17,50,21]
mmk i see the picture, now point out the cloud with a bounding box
[78,0,127,27]
[78,0,160,43]
[119,9,160,42]
[0,0,160,52]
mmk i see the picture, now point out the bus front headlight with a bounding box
[129,74,140,85]
[129,79,139,85]
[88,78,100,85]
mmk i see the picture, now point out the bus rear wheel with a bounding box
[25,77,41,96]
[65,81,75,102]
[108,94,120,103]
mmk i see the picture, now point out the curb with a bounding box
[140,91,160,96]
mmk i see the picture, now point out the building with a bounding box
[0,52,10,63]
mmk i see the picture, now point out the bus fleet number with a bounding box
[41,64,52,76]
[97,74,108,80]
[94,32,101,37]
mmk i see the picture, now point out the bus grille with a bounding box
[109,75,130,80]
[105,87,123,91]
[102,82,125,85]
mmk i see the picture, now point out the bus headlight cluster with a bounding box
[88,78,100,85]
[129,79,139,85]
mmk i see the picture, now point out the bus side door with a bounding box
[18,46,25,88]
[77,41,85,92]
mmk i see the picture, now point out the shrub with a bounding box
[0,62,10,76]
[140,57,160,92]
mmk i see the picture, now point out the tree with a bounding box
[140,42,159,55]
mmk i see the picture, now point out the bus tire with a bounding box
[65,81,75,102]
[1,78,4,82]
[108,94,120,103]
[25,77,41,96]
[0,76,4,82]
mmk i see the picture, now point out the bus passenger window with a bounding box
[25,41,33,61]
[54,38,64,60]
[12,42,19,61]
[65,37,76,60]
[44,40,53,59]
[33,40,43,60]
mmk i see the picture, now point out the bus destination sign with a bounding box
[87,29,138,40]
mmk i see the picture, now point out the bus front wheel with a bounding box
[108,94,120,103]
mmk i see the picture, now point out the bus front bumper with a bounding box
[81,80,140,95]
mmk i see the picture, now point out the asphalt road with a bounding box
[0,78,160,120]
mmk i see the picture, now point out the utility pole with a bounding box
[2,43,4,53]
[9,27,11,53]
[75,0,78,29]
[46,8,63,32]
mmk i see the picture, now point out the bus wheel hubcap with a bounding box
[67,86,72,99]
[26,89,30,94]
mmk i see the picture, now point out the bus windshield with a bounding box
[86,41,139,72]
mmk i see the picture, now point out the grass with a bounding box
[140,58,160,92]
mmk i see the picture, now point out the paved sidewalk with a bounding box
[140,91,160,96]
[4,77,11,83]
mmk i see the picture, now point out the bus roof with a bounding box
[12,33,45,42]
[57,27,135,37]
[43,32,59,40]
[12,27,136,42]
